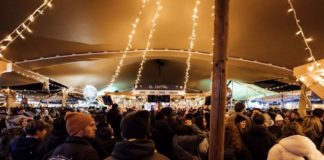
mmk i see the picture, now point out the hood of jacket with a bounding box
[279,135,317,157]
[111,139,156,160]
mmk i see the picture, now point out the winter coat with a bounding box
[105,139,169,160]
[242,125,277,160]
[267,135,324,160]
[36,133,68,160]
[268,125,283,139]
[0,133,12,160]
[172,134,205,160]
[106,109,122,141]
[10,136,41,160]
[49,136,100,160]
[151,118,175,158]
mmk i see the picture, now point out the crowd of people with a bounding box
[0,102,323,160]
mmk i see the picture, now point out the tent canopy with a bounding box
[1,0,324,91]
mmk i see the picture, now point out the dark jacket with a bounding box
[106,139,169,160]
[36,133,68,160]
[242,125,277,160]
[0,133,13,160]
[49,136,100,160]
[151,118,174,158]
[268,125,283,139]
[10,136,41,160]
[106,109,122,141]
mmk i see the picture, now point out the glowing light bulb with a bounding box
[306,37,313,42]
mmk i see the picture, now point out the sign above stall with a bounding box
[133,84,185,95]
[135,84,184,90]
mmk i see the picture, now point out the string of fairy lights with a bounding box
[108,0,149,89]
[287,0,324,82]
[183,0,201,91]
[0,0,54,58]
[134,0,162,89]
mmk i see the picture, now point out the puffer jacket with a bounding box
[267,135,324,160]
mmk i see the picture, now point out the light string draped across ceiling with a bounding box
[183,0,201,92]
[0,0,54,58]
[107,0,149,89]
[134,0,163,89]
[287,0,323,78]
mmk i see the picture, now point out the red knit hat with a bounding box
[64,112,94,136]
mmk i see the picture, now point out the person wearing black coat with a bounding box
[36,116,68,160]
[10,120,48,160]
[106,110,168,160]
[242,113,276,160]
[49,112,100,160]
[106,104,122,141]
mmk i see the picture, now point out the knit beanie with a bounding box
[64,112,94,136]
[275,114,284,121]
[120,110,150,139]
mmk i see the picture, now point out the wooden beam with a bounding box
[209,0,229,160]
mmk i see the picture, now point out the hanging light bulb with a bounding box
[0,45,6,50]
[22,24,32,33]
[4,35,13,42]
[29,15,35,22]
[306,37,313,42]
[47,2,53,8]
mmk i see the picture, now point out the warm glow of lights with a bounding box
[287,0,318,70]
[23,24,32,33]
[308,65,314,72]
[183,0,201,91]
[300,76,306,82]
[108,0,148,89]
[0,45,6,50]
[0,0,54,58]
[306,37,313,42]
[134,0,162,89]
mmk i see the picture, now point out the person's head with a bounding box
[252,112,265,126]
[274,114,284,126]
[65,112,97,138]
[283,122,303,137]
[195,116,207,131]
[312,108,324,119]
[112,103,119,110]
[120,110,150,140]
[234,102,245,113]
[52,116,68,136]
[235,114,247,130]
[24,120,48,140]
[20,117,32,128]
[290,111,300,121]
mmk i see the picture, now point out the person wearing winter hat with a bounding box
[49,112,100,160]
[269,114,284,139]
[106,110,169,160]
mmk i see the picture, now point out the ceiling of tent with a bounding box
[1,0,324,91]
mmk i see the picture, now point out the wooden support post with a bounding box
[209,0,230,160]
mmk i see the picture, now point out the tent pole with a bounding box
[209,0,229,160]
